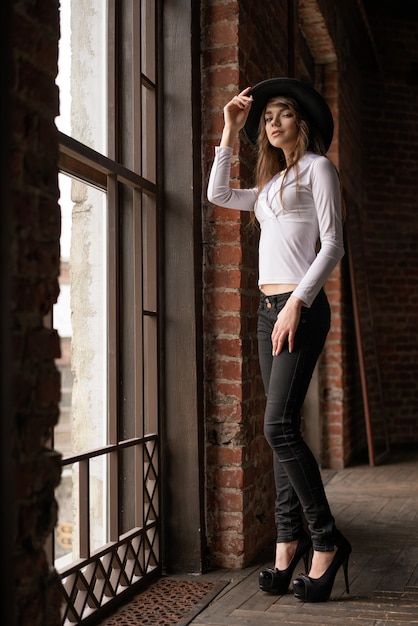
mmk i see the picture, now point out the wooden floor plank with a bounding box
[189,446,418,626]
[378,548,418,591]
[406,560,418,588]
[347,549,398,597]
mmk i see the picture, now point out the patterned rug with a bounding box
[99,576,226,626]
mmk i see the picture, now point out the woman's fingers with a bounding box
[231,87,253,109]
[223,104,251,131]
[288,330,295,354]
[271,298,302,355]
[224,88,253,113]
[236,87,253,106]
[272,328,290,356]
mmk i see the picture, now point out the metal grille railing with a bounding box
[58,435,160,625]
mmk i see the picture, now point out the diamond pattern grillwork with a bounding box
[60,437,160,625]
[144,439,158,525]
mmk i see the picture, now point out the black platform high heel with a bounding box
[292,531,352,603]
[259,531,312,595]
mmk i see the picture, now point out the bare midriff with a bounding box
[260,283,298,296]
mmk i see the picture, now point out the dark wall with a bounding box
[362,10,418,444]
[8,1,63,624]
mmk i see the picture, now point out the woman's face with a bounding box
[264,102,298,153]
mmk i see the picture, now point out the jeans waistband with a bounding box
[259,291,293,310]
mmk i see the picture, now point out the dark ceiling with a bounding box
[362,0,418,19]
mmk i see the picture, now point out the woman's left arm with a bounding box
[292,157,345,307]
[271,158,344,356]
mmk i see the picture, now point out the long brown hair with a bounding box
[251,95,345,226]
[255,96,326,192]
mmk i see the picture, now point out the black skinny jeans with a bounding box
[257,289,336,551]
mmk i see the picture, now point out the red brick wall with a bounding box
[10,1,62,623]
[201,0,349,567]
[318,28,369,468]
[201,0,418,568]
[315,63,350,471]
[201,0,290,569]
[200,0,378,567]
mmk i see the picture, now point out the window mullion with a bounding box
[133,0,142,175]
[107,173,118,447]
[108,0,117,162]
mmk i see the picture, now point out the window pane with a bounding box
[119,0,135,170]
[56,0,108,155]
[54,465,74,566]
[55,455,109,568]
[54,173,108,458]
[90,455,108,552]
[118,184,137,441]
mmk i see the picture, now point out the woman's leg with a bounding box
[258,290,336,552]
[258,296,304,545]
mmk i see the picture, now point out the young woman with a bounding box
[207,78,351,603]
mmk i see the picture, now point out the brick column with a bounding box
[201,0,289,569]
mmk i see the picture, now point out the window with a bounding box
[52,1,160,622]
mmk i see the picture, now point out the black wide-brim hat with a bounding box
[243,77,334,151]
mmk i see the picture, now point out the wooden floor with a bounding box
[188,445,418,626]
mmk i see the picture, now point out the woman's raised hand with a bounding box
[221,87,253,146]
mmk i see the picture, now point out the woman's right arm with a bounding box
[207,87,257,211]
[207,146,257,210]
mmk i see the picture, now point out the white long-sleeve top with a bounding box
[207,146,344,307]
